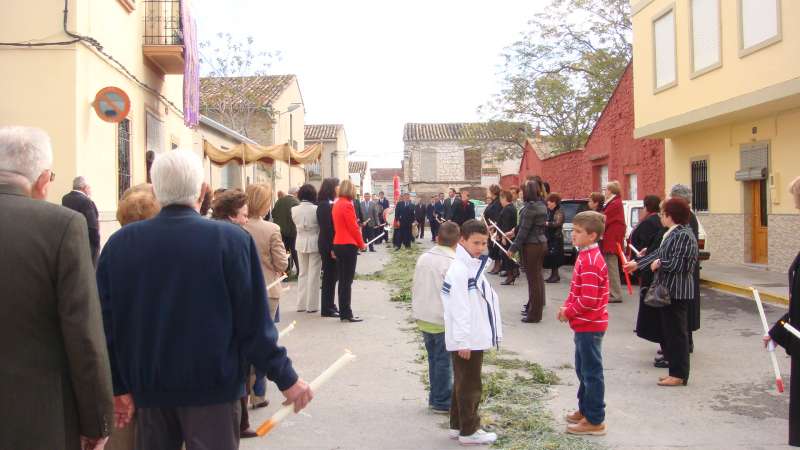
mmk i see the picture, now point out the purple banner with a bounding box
[182,0,199,128]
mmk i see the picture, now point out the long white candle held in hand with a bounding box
[488,218,513,238]
[628,242,642,257]
[267,274,288,290]
[783,320,800,340]
[365,231,386,247]
[278,320,296,339]
[256,350,357,437]
[751,288,784,393]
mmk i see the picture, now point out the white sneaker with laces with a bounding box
[448,429,460,440]
[458,429,497,445]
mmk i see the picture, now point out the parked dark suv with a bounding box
[560,199,589,262]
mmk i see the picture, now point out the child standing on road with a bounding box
[558,211,609,435]
[411,221,461,414]
[442,220,503,445]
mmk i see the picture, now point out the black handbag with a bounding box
[644,272,671,308]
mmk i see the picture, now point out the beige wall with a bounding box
[1,0,193,245]
[632,0,800,133]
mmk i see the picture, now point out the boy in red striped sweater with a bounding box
[557,211,609,436]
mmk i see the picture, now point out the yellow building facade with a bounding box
[0,0,196,243]
[632,0,800,271]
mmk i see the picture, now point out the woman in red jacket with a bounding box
[332,179,367,322]
[601,181,626,303]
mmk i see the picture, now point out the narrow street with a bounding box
[244,241,793,450]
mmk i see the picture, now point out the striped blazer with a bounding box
[636,224,698,301]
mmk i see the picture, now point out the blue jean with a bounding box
[423,331,452,410]
[253,370,267,397]
[574,331,605,425]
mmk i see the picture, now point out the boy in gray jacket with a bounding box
[411,221,460,414]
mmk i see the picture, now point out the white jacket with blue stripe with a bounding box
[441,244,503,351]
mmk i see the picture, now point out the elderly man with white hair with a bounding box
[62,175,101,265]
[97,150,312,450]
[0,126,114,450]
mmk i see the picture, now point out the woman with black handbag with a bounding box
[624,198,698,387]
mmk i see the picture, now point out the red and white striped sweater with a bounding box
[562,244,609,332]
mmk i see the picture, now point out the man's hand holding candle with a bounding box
[281,378,313,413]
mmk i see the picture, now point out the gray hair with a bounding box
[151,149,204,207]
[670,184,692,204]
[73,176,88,190]
[0,126,53,184]
[288,186,299,196]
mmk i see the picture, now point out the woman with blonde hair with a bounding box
[332,179,367,322]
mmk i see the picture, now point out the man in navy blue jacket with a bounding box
[97,150,312,449]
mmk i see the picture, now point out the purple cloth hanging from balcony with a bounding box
[182,0,199,128]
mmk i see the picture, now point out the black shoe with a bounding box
[252,401,269,409]
[321,312,340,318]
[654,356,666,363]
[241,429,258,439]
[545,276,560,283]
[654,360,670,368]
[341,316,363,323]
[521,318,540,323]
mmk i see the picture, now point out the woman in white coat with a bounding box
[292,184,322,312]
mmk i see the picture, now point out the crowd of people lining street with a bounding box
[0,125,798,448]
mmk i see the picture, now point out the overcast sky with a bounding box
[194,0,543,168]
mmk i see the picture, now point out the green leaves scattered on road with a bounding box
[358,246,421,303]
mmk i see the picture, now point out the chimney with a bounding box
[535,124,542,143]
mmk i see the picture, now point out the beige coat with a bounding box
[292,200,319,253]
[243,218,289,300]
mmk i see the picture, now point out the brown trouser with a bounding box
[523,243,547,322]
[450,350,484,436]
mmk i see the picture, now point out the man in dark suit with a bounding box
[97,150,312,449]
[376,191,390,244]
[394,193,414,249]
[272,187,300,276]
[62,176,101,265]
[443,188,457,220]
[451,190,476,225]
[427,194,444,242]
[0,126,114,450]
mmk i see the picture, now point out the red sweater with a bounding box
[332,197,365,248]
[562,245,609,332]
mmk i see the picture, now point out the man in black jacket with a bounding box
[443,188,457,220]
[451,190,475,226]
[395,193,414,249]
[62,176,100,265]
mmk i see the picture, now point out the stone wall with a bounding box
[697,213,745,265]
[768,214,800,272]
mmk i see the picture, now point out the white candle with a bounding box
[365,232,386,247]
[751,288,784,393]
[783,321,800,340]
[628,243,642,257]
[488,218,513,238]
[256,350,357,436]
[267,274,288,290]
[278,320,296,339]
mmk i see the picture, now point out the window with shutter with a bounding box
[464,148,481,181]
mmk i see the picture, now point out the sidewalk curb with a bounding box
[700,278,789,306]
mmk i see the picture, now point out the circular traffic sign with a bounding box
[93,87,131,123]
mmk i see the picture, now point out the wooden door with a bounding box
[751,180,768,264]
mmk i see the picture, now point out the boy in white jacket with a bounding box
[441,219,503,446]
[411,221,460,414]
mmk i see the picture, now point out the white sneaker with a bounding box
[458,429,497,445]
[448,429,460,440]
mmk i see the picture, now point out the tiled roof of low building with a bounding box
[370,168,403,181]
[349,160,368,175]
[200,75,296,109]
[305,124,342,141]
[403,122,528,142]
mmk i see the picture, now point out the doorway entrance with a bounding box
[750,179,768,264]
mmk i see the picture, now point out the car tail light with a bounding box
[698,239,705,250]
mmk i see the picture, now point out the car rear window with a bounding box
[561,201,588,223]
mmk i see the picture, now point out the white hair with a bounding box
[73,176,88,190]
[151,149,204,207]
[670,184,692,204]
[0,126,53,184]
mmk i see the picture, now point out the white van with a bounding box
[625,200,710,260]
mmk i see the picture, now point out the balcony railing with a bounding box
[143,0,185,74]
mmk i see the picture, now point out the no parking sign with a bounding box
[92,87,131,123]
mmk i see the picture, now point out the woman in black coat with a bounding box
[765,177,800,447]
[543,193,565,283]
[624,197,698,387]
[631,196,666,353]
[317,178,340,318]
[484,184,504,274]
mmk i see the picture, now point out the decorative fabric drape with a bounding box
[203,141,323,165]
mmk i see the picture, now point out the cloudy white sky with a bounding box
[194,0,545,168]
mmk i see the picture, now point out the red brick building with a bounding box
[518,64,665,201]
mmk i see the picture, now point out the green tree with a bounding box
[488,0,632,153]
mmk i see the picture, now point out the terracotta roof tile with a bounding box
[403,122,526,142]
[370,168,403,181]
[200,75,295,109]
[305,124,342,141]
